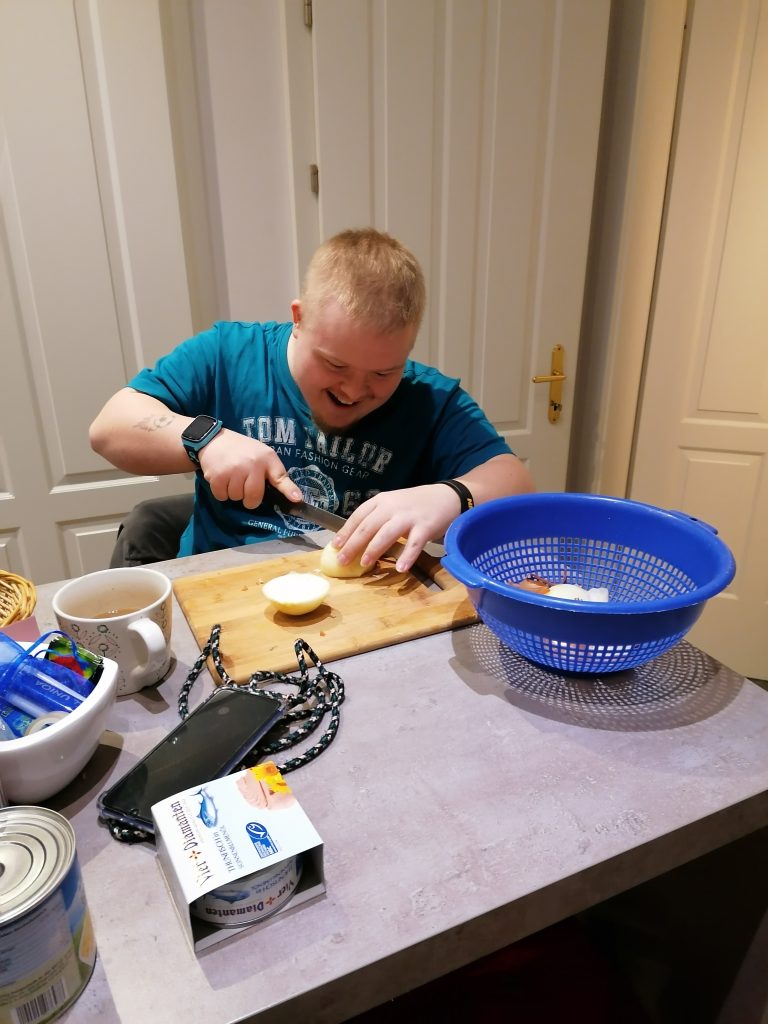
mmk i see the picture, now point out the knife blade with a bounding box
[263,483,446,559]
[264,483,346,532]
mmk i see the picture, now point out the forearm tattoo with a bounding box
[134,413,176,433]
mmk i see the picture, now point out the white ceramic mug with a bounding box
[52,567,172,696]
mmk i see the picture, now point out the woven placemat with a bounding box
[0,571,37,627]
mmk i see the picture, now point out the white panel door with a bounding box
[0,0,195,584]
[308,0,610,489]
[0,0,611,587]
[630,0,768,679]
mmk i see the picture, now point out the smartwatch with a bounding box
[181,415,223,466]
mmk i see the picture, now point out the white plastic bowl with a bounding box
[0,648,118,803]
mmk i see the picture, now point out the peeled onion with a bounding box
[261,572,330,615]
[548,583,610,603]
[319,541,372,579]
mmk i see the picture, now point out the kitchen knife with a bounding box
[263,483,445,558]
[264,483,346,532]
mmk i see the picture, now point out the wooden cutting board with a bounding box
[173,547,478,680]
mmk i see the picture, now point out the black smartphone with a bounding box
[97,687,286,834]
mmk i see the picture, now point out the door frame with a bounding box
[567,0,687,496]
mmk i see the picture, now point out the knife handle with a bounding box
[263,482,294,513]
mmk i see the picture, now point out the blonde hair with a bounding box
[301,228,426,333]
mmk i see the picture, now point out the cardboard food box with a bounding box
[152,762,325,953]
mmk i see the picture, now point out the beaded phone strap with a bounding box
[106,625,346,844]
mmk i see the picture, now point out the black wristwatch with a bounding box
[181,415,223,466]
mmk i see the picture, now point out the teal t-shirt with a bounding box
[129,321,511,555]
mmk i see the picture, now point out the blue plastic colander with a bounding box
[441,493,736,674]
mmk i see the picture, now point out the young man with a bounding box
[90,228,533,572]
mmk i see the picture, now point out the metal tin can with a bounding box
[0,807,96,1023]
[190,854,302,928]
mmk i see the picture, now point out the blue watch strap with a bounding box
[182,416,223,465]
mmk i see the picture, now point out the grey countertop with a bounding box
[31,542,768,1023]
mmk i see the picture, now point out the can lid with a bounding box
[0,806,75,923]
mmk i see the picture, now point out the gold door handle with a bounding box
[532,345,566,423]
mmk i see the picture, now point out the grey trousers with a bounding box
[109,493,194,568]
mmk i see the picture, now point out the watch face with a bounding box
[183,415,218,443]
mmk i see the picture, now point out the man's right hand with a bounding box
[90,388,301,509]
[198,430,301,509]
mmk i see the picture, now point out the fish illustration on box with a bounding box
[195,787,218,828]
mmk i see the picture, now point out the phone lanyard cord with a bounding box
[177,624,346,775]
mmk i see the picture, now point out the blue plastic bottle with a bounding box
[0,632,91,716]
[0,697,35,737]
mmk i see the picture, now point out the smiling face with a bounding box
[287,298,416,432]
